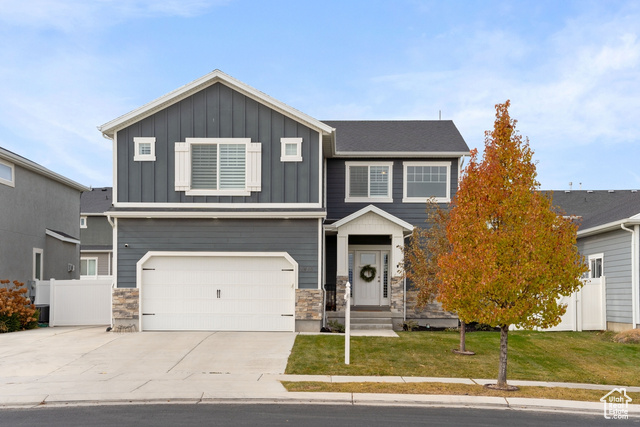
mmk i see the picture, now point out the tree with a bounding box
[437,101,588,390]
[401,203,474,354]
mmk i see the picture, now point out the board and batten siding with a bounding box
[116,82,320,205]
[326,158,459,225]
[578,228,632,324]
[117,218,319,289]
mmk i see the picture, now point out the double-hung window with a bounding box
[345,162,393,202]
[588,254,604,279]
[175,138,262,196]
[402,161,451,203]
[0,158,15,187]
[80,258,98,278]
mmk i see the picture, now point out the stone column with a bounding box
[112,288,139,328]
[336,276,349,312]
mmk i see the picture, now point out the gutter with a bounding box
[620,224,639,329]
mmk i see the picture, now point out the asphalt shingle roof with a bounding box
[549,190,640,230]
[81,187,113,214]
[322,120,469,153]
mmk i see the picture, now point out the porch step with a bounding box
[349,316,393,330]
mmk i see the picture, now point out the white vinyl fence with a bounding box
[35,279,112,326]
[542,277,606,332]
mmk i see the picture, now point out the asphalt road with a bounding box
[0,404,630,427]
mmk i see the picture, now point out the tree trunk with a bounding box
[497,324,509,388]
[459,321,466,352]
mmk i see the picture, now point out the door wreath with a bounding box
[359,264,377,282]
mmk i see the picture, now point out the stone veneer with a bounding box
[405,289,458,322]
[295,289,323,321]
[112,288,139,327]
[335,276,349,312]
[389,276,404,314]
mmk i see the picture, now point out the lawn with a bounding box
[286,330,640,387]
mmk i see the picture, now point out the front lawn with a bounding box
[286,330,640,386]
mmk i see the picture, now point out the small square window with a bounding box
[134,137,156,161]
[280,138,302,162]
[80,216,87,228]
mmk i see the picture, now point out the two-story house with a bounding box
[98,70,469,332]
[0,147,89,286]
[80,187,114,279]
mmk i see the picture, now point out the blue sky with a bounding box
[1,0,638,190]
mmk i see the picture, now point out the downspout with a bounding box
[621,224,638,328]
[107,213,116,330]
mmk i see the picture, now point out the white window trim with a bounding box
[0,158,15,188]
[80,257,98,278]
[280,137,303,162]
[345,161,393,203]
[176,137,261,197]
[402,161,451,203]
[80,216,87,228]
[134,137,156,161]
[33,248,43,281]
[588,253,604,279]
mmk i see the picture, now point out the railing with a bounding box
[324,283,336,311]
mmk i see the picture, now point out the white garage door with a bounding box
[139,253,296,331]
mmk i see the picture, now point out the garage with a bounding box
[138,252,297,332]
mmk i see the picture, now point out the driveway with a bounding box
[0,326,297,405]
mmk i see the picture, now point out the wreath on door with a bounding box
[360,264,377,282]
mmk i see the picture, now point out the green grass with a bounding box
[286,330,640,386]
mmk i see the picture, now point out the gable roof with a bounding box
[550,190,640,235]
[0,147,89,192]
[332,204,414,232]
[322,120,470,157]
[81,187,113,214]
[98,70,334,138]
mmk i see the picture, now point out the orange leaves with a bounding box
[437,101,588,329]
[0,280,38,331]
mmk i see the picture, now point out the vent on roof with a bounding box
[633,190,638,193]
[608,190,615,193]
[587,190,593,193]
[564,190,571,193]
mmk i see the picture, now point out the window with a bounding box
[174,138,261,196]
[345,162,393,202]
[134,137,156,161]
[33,249,43,280]
[80,216,87,228]
[0,158,15,187]
[80,258,98,278]
[280,137,302,162]
[403,161,451,203]
[589,254,604,279]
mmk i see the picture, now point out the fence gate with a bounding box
[36,279,112,326]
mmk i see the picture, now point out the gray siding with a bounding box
[116,83,320,205]
[117,218,319,289]
[81,252,112,276]
[326,158,459,225]
[80,216,113,247]
[0,164,81,282]
[578,229,632,324]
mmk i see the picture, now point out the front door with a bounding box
[353,250,388,306]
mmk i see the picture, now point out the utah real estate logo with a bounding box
[600,388,632,420]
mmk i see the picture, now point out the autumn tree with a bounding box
[402,203,474,354]
[437,101,587,390]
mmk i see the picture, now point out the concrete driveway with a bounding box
[0,326,297,405]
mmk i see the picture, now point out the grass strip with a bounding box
[282,381,640,403]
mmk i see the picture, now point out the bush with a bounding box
[327,319,345,333]
[613,329,640,344]
[0,280,38,333]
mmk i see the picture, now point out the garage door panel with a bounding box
[141,254,296,332]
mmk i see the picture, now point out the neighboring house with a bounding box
[552,190,640,331]
[80,187,114,279]
[0,147,89,286]
[98,70,470,332]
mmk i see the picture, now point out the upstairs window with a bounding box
[589,254,604,279]
[0,158,15,187]
[134,137,156,161]
[175,138,261,196]
[345,162,393,202]
[403,161,451,203]
[80,216,87,228]
[280,137,303,162]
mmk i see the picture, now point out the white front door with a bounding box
[353,250,386,306]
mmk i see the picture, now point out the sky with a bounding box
[0,0,639,191]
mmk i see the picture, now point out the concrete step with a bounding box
[350,317,392,324]
[351,323,394,330]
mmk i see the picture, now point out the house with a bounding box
[98,70,469,332]
[80,187,114,279]
[0,147,89,287]
[552,190,640,331]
